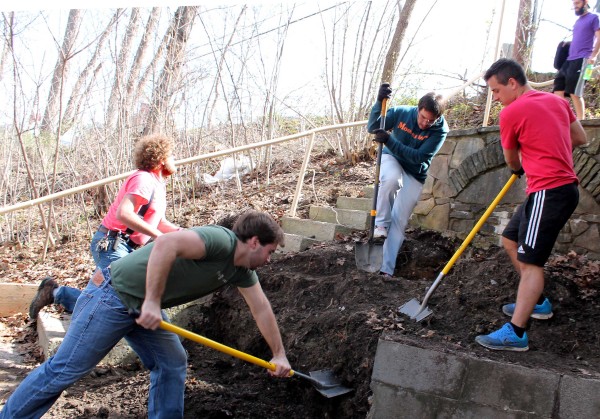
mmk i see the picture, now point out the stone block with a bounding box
[308,206,369,229]
[462,357,558,416]
[421,203,450,231]
[372,340,467,398]
[280,233,319,253]
[336,196,372,212]
[413,197,435,216]
[559,375,600,418]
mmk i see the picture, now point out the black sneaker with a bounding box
[29,277,58,320]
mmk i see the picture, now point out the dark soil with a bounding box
[1,154,599,418]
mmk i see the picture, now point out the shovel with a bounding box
[356,97,388,273]
[157,319,353,398]
[399,174,518,321]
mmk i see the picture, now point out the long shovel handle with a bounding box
[155,319,346,386]
[411,174,519,317]
[441,173,519,275]
[368,98,389,241]
[159,320,279,372]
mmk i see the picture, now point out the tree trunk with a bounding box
[123,7,161,133]
[62,9,122,129]
[106,8,141,129]
[41,9,82,134]
[381,0,417,84]
[513,0,537,70]
[144,6,197,135]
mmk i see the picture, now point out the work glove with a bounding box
[511,167,525,178]
[373,129,390,144]
[377,83,392,102]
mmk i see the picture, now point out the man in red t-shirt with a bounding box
[30,134,182,319]
[476,58,587,352]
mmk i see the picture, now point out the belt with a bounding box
[98,225,142,249]
[98,225,122,237]
[126,238,142,250]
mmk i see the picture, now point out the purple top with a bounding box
[568,12,599,60]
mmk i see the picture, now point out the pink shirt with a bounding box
[499,90,578,194]
[101,170,166,245]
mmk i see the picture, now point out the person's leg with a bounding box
[565,58,586,120]
[380,170,422,275]
[2,271,132,418]
[511,262,545,328]
[502,236,521,275]
[571,94,585,120]
[53,286,83,313]
[125,312,187,418]
[374,154,403,230]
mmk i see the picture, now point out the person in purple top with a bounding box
[553,0,600,120]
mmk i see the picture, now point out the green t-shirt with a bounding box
[110,225,258,310]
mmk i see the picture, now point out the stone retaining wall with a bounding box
[411,120,600,260]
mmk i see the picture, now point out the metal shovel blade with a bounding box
[307,369,353,398]
[398,298,433,322]
[355,241,383,273]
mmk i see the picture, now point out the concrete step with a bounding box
[281,217,359,241]
[309,205,369,230]
[363,185,374,199]
[281,233,320,253]
[336,196,373,212]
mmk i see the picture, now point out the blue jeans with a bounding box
[54,230,136,313]
[1,268,187,418]
[375,154,423,275]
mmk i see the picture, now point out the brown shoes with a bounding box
[29,277,58,320]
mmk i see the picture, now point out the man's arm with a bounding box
[136,230,206,329]
[238,283,291,378]
[588,28,600,64]
[503,147,522,172]
[116,193,163,238]
[157,218,182,233]
[570,120,588,148]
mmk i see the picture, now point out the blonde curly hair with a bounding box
[133,134,174,171]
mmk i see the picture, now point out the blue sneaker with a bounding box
[502,298,553,319]
[475,323,529,352]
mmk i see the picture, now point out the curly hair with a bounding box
[232,210,285,247]
[133,134,174,171]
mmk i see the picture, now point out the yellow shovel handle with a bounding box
[159,320,296,377]
[441,173,518,275]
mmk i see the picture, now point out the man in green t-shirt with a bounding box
[1,211,291,419]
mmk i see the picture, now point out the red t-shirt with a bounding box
[500,90,578,194]
[101,170,166,245]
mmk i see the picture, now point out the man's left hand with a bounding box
[373,129,390,144]
[269,354,292,378]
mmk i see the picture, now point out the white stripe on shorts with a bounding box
[573,60,587,97]
[525,190,545,249]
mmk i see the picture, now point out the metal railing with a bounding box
[0,120,367,219]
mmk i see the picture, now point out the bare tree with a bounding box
[106,8,141,129]
[381,0,417,84]
[123,7,161,132]
[40,9,83,134]
[513,0,539,70]
[144,6,197,135]
[62,9,122,128]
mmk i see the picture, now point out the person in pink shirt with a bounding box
[29,134,182,319]
[475,58,587,352]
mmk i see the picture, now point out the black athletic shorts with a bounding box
[502,182,579,267]
[553,57,585,96]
